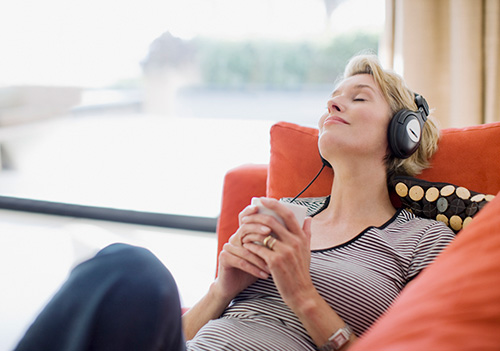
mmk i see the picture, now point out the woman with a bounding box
[16,55,455,351]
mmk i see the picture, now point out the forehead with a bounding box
[331,74,382,97]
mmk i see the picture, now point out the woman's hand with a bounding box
[240,197,315,309]
[213,203,273,302]
[185,202,277,340]
[239,198,357,349]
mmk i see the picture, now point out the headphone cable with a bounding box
[290,163,326,203]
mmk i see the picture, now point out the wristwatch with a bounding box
[319,324,353,351]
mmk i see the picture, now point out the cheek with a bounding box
[358,113,391,147]
[362,109,391,132]
[370,123,390,146]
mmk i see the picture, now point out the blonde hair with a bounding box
[342,54,440,179]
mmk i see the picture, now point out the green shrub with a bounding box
[195,32,379,88]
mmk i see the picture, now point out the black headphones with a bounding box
[320,93,429,167]
[387,93,429,159]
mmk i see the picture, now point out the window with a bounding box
[0,0,384,229]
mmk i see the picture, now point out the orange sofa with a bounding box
[215,121,500,350]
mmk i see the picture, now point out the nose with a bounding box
[327,96,344,114]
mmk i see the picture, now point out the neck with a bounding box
[321,159,396,227]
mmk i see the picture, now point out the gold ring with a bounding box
[263,235,277,250]
[262,235,272,247]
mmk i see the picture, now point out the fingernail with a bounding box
[259,271,269,279]
[261,226,270,233]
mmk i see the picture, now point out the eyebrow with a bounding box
[331,84,377,97]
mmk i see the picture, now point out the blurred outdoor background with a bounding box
[0,0,384,219]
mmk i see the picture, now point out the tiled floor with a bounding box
[0,209,217,350]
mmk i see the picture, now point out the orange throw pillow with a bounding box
[420,122,500,195]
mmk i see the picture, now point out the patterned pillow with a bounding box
[391,176,496,232]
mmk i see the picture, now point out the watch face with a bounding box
[320,326,352,351]
[331,331,349,348]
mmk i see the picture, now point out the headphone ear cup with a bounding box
[388,110,422,159]
[388,110,405,158]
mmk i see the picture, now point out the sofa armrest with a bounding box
[216,164,268,272]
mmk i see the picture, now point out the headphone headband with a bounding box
[414,93,429,121]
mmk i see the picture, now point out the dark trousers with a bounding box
[15,243,186,351]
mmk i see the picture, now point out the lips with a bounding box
[324,116,349,125]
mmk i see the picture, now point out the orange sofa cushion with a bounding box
[267,121,500,200]
[267,122,332,199]
[349,193,500,351]
[216,164,268,271]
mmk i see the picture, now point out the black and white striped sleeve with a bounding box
[406,220,455,281]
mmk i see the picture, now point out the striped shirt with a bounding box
[187,209,455,350]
